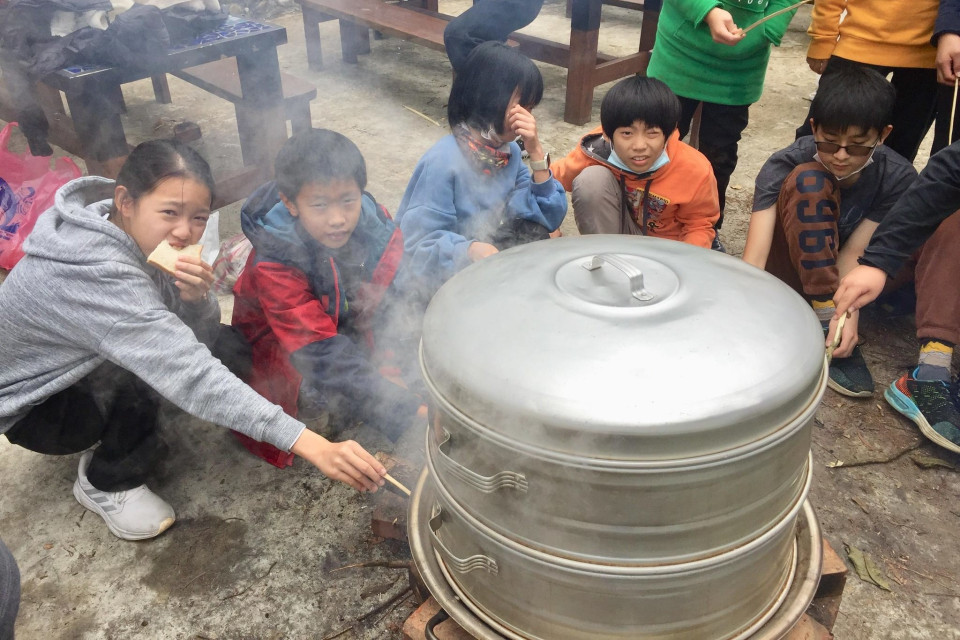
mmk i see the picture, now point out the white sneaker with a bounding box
[72,451,176,541]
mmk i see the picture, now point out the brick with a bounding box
[402,597,474,640]
[371,492,407,541]
[371,453,418,542]
[808,593,843,631]
[817,538,848,599]
[784,614,833,640]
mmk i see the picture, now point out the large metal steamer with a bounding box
[409,236,828,640]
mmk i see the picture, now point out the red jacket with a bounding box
[231,183,420,465]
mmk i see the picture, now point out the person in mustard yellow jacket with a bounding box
[551,76,720,249]
[798,0,940,162]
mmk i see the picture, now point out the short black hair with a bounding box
[274,129,367,200]
[447,42,544,135]
[810,66,896,136]
[600,76,681,139]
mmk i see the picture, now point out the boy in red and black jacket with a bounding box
[232,130,424,467]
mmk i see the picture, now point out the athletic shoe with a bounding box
[828,345,875,397]
[73,451,176,540]
[711,232,726,253]
[884,371,960,454]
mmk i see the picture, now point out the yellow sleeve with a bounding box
[807,0,847,59]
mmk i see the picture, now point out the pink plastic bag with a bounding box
[0,122,82,269]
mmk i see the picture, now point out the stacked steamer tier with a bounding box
[409,235,827,640]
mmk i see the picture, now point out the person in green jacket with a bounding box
[648,0,801,250]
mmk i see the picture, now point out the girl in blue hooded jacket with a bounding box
[393,41,568,301]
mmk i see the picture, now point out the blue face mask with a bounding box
[608,147,670,174]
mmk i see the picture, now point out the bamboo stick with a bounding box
[741,0,813,34]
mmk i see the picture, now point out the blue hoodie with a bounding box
[393,134,568,297]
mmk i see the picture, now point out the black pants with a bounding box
[677,96,750,227]
[932,83,960,156]
[0,538,18,640]
[3,326,252,492]
[795,56,938,163]
[5,365,163,492]
[444,0,544,72]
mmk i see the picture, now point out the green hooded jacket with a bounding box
[647,0,800,106]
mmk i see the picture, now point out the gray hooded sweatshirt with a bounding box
[0,177,305,451]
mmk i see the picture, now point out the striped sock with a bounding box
[811,298,836,331]
[916,340,953,382]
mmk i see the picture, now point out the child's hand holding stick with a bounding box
[291,429,387,493]
[705,8,745,46]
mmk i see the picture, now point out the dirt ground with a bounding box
[1,2,959,639]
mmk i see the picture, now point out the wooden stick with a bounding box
[951,76,958,146]
[403,105,442,127]
[383,473,411,496]
[826,311,848,363]
[741,0,813,34]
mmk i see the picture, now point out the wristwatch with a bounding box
[528,154,551,171]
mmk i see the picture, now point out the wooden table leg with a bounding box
[151,74,172,104]
[302,6,325,71]
[638,0,661,53]
[339,20,361,64]
[565,0,602,125]
[288,101,313,135]
[107,83,127,114]
[355,23,371,55]
[64,81,129,177]
[235,47,287,174]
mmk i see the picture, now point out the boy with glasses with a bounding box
[742,67,917,398]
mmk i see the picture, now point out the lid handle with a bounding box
[582,254,654,301]
[436,429,529,494]
[430,504,499,575]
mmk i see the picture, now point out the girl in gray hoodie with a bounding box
[0,140,389,541]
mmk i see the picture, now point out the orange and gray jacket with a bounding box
[551,128,720,249]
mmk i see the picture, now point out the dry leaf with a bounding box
[731,184,743,190]
[911,454,958,471]
[827,460,844,468]
[43,543,53,550]
[846,544,892,591]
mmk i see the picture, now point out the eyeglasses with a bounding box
[814,137,881,157]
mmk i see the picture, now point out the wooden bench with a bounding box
[296,0,658,126]
[152,58,316,165]
[296,0,516,71]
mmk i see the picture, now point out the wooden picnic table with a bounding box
[0,17,289,208]
[299,0,662,125]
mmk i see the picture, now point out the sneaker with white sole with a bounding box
[73,451,176,540]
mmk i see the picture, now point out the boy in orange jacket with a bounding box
[550,76,720,249]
